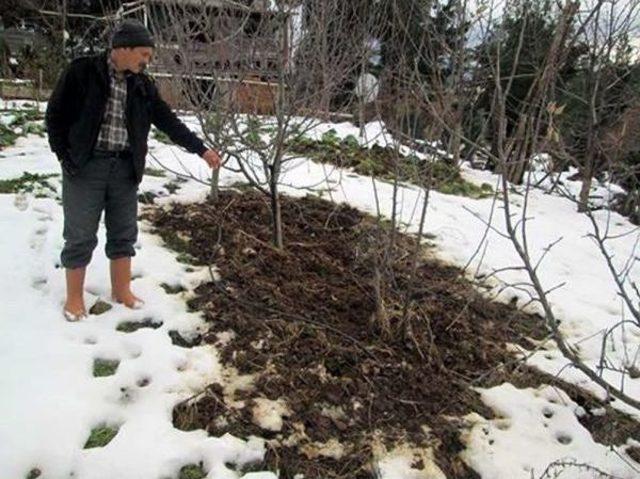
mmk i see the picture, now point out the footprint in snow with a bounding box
[136,376,152,388]
[29,226,48,251]
[31,276,48,292]
[32,206,53,219]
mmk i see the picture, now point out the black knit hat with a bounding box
[111,20,155,49]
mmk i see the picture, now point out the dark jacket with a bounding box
[46,52,206,183]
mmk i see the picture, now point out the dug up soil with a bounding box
[143,189,639,479]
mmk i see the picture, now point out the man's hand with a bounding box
[58,151,78,177]
[202,149,222,169]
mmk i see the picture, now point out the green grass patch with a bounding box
[116,318,163,333]
[89,300,112,316]
[159,230,200,265]
[176,252,198,264]
[169,330,201,348]
[144,167,167,177]
[0,124,19,148]
[289,135,494,199]
[93,358,120,377]
[8,108,42,124]
[438,179,493,198]
[427,160,494,199]
[0,107,45,148]
[164,181,181,194]
[179,464,207,479]
[161,230,191,254]
[138,191,158,204]
[0,172,58,195]
[153,128,172,144]
[84,424,119,448]
[21,122,45,137]
[229,181,255,193]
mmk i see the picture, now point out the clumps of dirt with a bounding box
[627,446,640,464]
[142,190,630,478]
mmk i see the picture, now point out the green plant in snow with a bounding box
[342,134,360,149]
[289,135,494,198]
[144,167,166,177]
[0,172,58,196]
[153,128,171,144]
[320,128,340,146]
[93,358,120,377]
[0,124,19,148]
[84,425,119,448]
[0,107,44,148]
[178,464,207,479]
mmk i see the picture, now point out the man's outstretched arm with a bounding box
[148,82,221,169]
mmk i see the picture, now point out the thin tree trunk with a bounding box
[578,165,593,212]
[209,167,220,203]
[269,178,283,249]
[448,121,462,166]
[401,186,430,326]
[267,10,287,250]
[579,88,597,212]
[372,256,390,339]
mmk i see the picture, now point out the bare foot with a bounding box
[63,298,87,321]
[112,290,144,309]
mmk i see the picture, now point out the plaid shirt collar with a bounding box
[107,57,127,81]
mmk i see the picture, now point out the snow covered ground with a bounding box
[1,100,639,478]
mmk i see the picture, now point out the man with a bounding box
[46,20,221,321]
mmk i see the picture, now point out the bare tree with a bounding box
[554,0,640,212]
[402,0,640,411]
[148,0,385,249]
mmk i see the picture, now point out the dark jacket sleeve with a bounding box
[45,63,78,162]
[148,81,207,156]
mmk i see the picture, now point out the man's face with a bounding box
[121,47,154,73]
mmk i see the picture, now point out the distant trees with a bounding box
[0,0,114,87]
[555,0,640,212]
